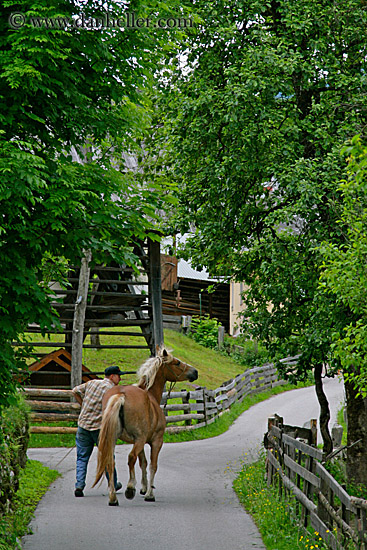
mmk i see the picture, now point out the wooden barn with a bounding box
[160,253,230,332]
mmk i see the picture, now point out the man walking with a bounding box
[72,366,123,497]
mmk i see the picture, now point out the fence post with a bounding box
[302,455,313,527]
[266,417,275,487]
[356,505,367,550]
[332,424,343,448]
[310,418,317,446]
[71,249,91,390]
[182,391,191,426]
[202,388,208,426]
[217,326,225,348]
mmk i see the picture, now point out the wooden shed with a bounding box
[25,349,99,389]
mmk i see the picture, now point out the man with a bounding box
[72,365,123,497]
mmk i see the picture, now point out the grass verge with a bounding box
[233,455,330,550]
[0,460,59,550]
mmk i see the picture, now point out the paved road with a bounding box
[22,377,344,550]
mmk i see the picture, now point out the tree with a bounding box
[319,137,367,483]
[155,0,367,481]
[0,0,186,408]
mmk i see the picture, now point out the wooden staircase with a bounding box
[16,238,163,371]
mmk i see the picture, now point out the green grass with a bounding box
[25,328,242,390]
[234,455,330,550]
[0,460,59,550]
[29,423,78,448]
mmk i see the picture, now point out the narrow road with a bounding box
[23,377,344,550]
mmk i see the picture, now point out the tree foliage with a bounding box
[159,0,367,364]
[0,0,188,408]
[320,137,367,397]
[153,0,367,468]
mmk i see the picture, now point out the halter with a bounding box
[163,358,187,408]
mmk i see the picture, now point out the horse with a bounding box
[93,347,198,506]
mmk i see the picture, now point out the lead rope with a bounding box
[164,380,177,410]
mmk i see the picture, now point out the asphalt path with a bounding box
[22,377,344,550]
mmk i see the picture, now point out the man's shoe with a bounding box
[74,488,84,497]
[115,482,122,492]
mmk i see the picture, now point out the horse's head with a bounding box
[160,348,198,383]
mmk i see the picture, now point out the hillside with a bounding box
[26,329,242,390]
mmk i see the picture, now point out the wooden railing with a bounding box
[265,416,367,550]
[24,361,290,434]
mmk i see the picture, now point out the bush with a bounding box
[0,395,30,519]
[189,315,221,349]
[227,339,269,368]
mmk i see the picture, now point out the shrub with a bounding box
[189,315,221,349]
[228,340,269,368]
[0,395,30,519]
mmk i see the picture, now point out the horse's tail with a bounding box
[93,394,125,488]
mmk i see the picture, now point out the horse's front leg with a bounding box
[125,441,144,500]
[138,449,148,495]
[145,438,163,502]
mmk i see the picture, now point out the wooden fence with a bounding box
[265,416,367,550]
[24,361,289,434]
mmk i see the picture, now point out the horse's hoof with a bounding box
[109,500,119,506]
[144,495,155,502]
[125,487,136,500]
[140,489,147,495]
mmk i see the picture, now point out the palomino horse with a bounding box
[93,347,198,506]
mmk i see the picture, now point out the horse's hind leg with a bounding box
[108,459,119,506]
[145,438,163,502]
[125,441,145,500]
[138,449,148,495]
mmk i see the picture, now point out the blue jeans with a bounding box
[75,426,118,490]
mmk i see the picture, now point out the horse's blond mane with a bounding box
[137,347,173,390]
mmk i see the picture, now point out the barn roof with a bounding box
[28,348,99,385]
[177,259,220,282]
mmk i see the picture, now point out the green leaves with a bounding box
[189,315,222,349]
[0,0,194,409]
[153,0,367,381]
[319,139,367,396]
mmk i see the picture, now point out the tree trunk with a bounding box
[344,377,367,486]
[314,364,333,456]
